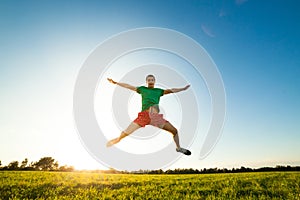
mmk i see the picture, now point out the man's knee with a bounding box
[120,131,129,139]
[172,128,178,136]
[121,131,129,136]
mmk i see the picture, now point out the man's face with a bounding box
[146,77,155,88]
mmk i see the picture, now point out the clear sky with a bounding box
[0,0,299,170]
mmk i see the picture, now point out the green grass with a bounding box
[0,171,299,199]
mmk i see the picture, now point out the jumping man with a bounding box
[106,74,191,155]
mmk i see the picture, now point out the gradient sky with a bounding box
[0,0,299,170]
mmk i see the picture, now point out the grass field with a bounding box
[0,171,299,199]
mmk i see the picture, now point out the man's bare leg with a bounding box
[162,122,180,148]
[162,122,191,155]
[106,122,141,147]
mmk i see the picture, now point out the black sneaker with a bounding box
[176,147,191,156]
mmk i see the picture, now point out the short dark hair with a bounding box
[146,74,155,81]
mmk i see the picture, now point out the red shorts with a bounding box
[133,111,168,128]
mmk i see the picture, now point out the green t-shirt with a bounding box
[136,86,164,111]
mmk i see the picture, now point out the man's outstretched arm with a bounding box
[164,85,190,95]
[107,78,137,92]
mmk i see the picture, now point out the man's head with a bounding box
[146,74,155,88]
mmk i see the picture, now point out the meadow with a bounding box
[0,171,299,199]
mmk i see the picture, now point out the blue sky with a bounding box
[0,0,299,170]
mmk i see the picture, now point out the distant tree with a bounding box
[206,168,218,173]
[7,161,19,170]
[29,161,35,168]
[34,157,59,171]
[220,168,229,173]
[59,165,74,172]
[240,166,246,172]
[20,158,28,169]
[107,167,119,174]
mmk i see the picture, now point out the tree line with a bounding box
[1,157,299,174]
[0,157,74,172]
[129,165,300,174]
[85,165,300,174]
